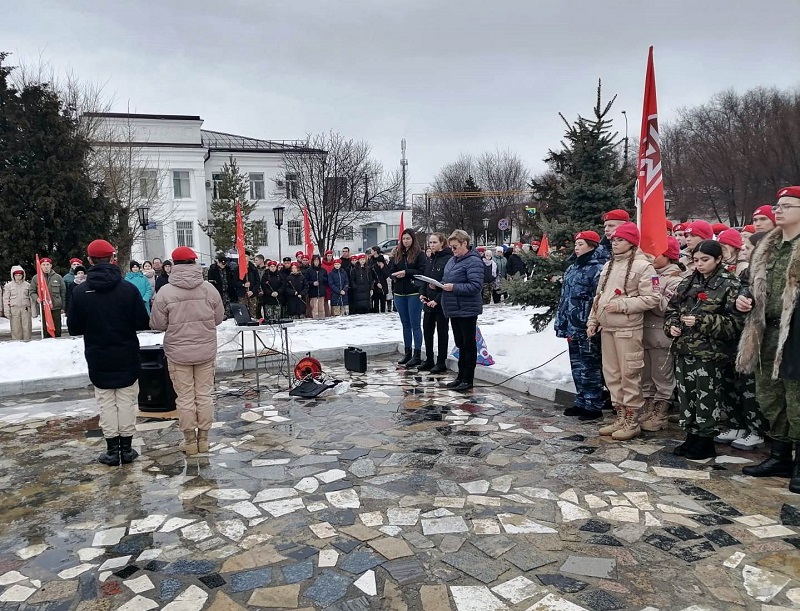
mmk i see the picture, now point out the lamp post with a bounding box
[136,204,150,261]
[482,217,490,246]
[272,205,285,261]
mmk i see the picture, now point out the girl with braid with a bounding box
[587,222,660,441]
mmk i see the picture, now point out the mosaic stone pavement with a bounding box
[1,359,799,611]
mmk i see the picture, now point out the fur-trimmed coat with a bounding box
[736,229,800,380]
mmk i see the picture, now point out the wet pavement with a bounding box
[0,359,799,611]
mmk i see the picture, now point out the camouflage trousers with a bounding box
[481,283,493,305]
[724,366,768,435]
[756,328,800,442]
[568,336,604,413]
[675,355,727,437]
[244,295,259,319]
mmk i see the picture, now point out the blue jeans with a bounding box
[394,294,423,350]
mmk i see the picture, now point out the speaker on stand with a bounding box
[138,345,177,412]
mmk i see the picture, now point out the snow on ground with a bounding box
[0,305,572,389]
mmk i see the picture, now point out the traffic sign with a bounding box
[498,218,510,231]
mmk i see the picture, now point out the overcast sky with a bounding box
[4,0,799,194]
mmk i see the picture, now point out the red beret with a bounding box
[603,209,630,222]
[40,257,52,264]
[477,246,486,252]
[752,205,776,223]
[664,236,681,260]
[718,228,743,250]
[171,246,197,261]
[334,258,341,264]
[684,221,714,240]
[87,239,115,258]
[575,230,601,244]
[69,257,83,265]
[743,224,755,234]
[324,250,334,255]
[711,223,729,235]
[295,251,304,258]
[777,186,800,200]
[611,222,640,246]
[666,220,674,231]
[673,223,686,232]
[267,260,277,266]
[531,240,541,246]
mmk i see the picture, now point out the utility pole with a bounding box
[400,139,408,209]
[363,173,369,208]
[621,110,629,169]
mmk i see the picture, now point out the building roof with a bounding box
[201,130,325,154]
[84,112,202,121]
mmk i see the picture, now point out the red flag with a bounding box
[35,255,56,338]
[538,234,550,258]
[235,200,247,280]
[398,211,405,242]
[303,206,314,258]
[636,46,668,258]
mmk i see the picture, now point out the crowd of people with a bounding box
[554,188,800,494]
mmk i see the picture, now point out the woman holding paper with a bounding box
[388,228,427,367]
[419,233,453,373]
[441,230,484,391]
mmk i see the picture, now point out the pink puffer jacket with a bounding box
[150,263,224,365]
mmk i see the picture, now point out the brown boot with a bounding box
[180,430,198,456]
[612,406,641,441]
[599,404,626,436]
[197,430,210,454]
[638,398,655,426]
[641,399,670,432]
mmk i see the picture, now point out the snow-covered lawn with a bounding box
[0,305,573,390]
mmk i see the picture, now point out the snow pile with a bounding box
[0,305,572,390]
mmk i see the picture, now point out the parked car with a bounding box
[378,238,398,252]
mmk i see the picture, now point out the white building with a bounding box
[88,113,409,264]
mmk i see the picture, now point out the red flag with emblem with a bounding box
[538,234,550,258]
[636,46,668,258]
[398,211,405,243]
[303,206,314,258]
[235,200,247,280]
[35,255,56,338]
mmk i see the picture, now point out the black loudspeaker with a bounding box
[138,345,177,412]
[344,347,367,373]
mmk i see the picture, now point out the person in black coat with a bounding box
[349,255,372,315]
[505,245,527,278]
[370,256,389,313]
[418,233,453,373]
[154,260,172,293]
[67,239,151,466]
[283,263,308,318]
[207,256,238,318]
[260,261,283,320]
[304,254,328,319]
[387,228,428,367]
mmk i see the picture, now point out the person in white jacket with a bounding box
[4,266,35,340]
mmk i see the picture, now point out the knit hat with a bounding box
[684,220,714,240]
[69,257,83,265]
[664,236,681,260]
[495,246,504,252]
[743,224,755,233]
[752,204,776,223]
[603,209,630,222]
[777,186,800,199]
[574,230,601,245]
[717,228,743,249]
[73,265,86,274]
[87,239,115,258]
[171,246,197,262]
[711,222,729,235]
[611,222,640,246]
[129,260,141,270]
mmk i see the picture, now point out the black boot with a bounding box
[685,435,717,460]
[453,381,474,392]
[417,356,435,371]
[790,444,800,494]
[397,349,412,365]
[445,377,463,388]
[430,356,448,374]
[98,436,121,466]
[742,439,793,478]
[120,436,139,464]
[405,349,422,368]
[674,433,698,456]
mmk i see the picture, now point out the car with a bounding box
[378,238,398,252]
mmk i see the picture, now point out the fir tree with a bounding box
[200,156,259,253]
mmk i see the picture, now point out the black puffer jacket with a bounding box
[350,266,372,313]
[304,265,328,298]
[387,250,427,295]
[420,247,453,313]
[67,263,151,389]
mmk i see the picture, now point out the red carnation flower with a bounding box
[698,292,708,301]
[614,288,622,296]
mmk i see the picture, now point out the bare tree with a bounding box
[280,131,401,253]
[475,149,529,242]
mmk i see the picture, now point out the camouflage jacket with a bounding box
[664,267,744,361]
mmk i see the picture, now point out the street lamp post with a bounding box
[273,205,285,261]
[482,217,490,246]
[136,204,150,261]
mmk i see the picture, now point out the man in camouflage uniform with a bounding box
[664,258,743,459]
[736,186,800,493]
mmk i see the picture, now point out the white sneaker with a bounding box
[714,429,746,443]
[731,433,766,450]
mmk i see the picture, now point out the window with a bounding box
[251,220,268,247]
[173,171,191,199]
[287,220,302,246]
[250,173,265,200]
[386,225,400,240]
[285,173,298,199]
[139,170,158,199]
[176,221,194,248]
[212,173,222,199]
[337,226,354,241]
